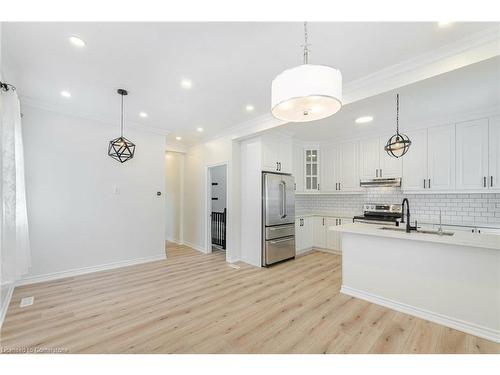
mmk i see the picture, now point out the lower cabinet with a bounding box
[295,216,313,253]
[296,216,344,254]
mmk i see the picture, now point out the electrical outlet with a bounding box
[20,296,34,308]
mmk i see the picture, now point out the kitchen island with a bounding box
[332,223,500,343]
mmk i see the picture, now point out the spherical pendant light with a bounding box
[384,94,411,158]
[271,22,342,123]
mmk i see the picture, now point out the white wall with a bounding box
[210,165,227,213]
[182,136,238,259]
[165,151,184,243]
[21,105,166,279]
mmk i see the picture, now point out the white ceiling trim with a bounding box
[20,96,171,136]
[218,25,500,143]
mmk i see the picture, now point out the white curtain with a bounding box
[0,88,31,285]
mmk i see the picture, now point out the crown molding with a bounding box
[20,96,170,136]
[208,25,500,145]
[343,25,500,104]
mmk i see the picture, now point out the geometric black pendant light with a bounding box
[108,89,136,163]
[384,93,411,158]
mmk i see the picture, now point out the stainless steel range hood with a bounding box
[359,177,402,188]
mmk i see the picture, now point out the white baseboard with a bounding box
[16,254,167,287]
[297,247,342,256]
[166,237,183,245]
[0,283,15,329]
[341,285,500,344]
[182,240,206,253]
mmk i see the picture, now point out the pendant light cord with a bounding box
[396,93,400,135]
[303,22,310,64]
[120,92,124,137]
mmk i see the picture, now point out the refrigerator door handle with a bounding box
[281,180,287,218]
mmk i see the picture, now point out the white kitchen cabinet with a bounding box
[296,216,313,252]
[313,216,326,249]
[427,124,455,190]
[359,136,401,179]
[326,217,343,252]
[402,129,428,190]
[320,144,337,192]
[292,142,304,192]
[359,138,379,179]
[304,147,320,192]
[261,133,292,173]
[488,116,500,190]
[456,119,489,190]
[379,135,403,178]
[338,141,360,191]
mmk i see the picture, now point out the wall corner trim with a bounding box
[0,283,15,330]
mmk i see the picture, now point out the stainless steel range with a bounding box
[353,203,402,225]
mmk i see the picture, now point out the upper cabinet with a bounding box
[304,147,320,192]
[261,133,292,173]
[426,124,456,190]
[359,138,379,179]
[402,125,455,191]
[489,116,500,190]
[291,115,499,195]
[359,136,402,179]
[401,129,428,190]
[456,119,489,190]
[292,142,304,192]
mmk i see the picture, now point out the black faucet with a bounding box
[400,198,417,233]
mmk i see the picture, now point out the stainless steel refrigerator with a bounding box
[262,172,295,266]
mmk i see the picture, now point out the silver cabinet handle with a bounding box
[339,182,341,190]
[270,238,293,244]
[380,169,382,177]
[322,218,325,226]
[491,176,494,187]
[318,183,320,191]
[483,176,487,188]
[376,169,378,177]
[424,179,426,189]
[428,179,431,189]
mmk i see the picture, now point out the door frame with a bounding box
[205,161,229,256]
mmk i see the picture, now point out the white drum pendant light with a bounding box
[271,22,342,122]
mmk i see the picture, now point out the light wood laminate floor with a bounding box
[1,243,499,354]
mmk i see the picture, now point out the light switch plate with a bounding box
[20,296,34,308]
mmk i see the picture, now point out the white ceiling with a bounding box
[2,22,498,145]
[285,56,500,142]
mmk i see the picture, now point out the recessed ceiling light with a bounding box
[60,90,71,98]
[196,127,204,132]
[139,112,148,118]
[245,104,255,112]
[175,136,182,141]
[181,79,192,89]
[355,116,373,124]
[69,36,86,48]
[438,21,453,28]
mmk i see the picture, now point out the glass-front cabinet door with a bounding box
[304,148,320,192]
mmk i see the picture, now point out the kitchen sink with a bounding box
[380,226,454,236]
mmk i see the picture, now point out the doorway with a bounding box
[207,164,227,253]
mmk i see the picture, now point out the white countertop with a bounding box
[295,212,357,219]
[331,223,500,250]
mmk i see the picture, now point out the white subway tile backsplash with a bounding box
[295,190,500,227]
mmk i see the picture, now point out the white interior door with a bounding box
[402,129,428,190]
[427,124,456,191]
[456,119,489,190]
